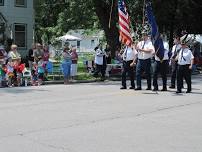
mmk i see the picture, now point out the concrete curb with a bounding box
[44,73,202,85]
[44,79,98,85]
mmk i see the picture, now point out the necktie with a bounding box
[124,46,128,60]
[142,41,145,49]
[174,44,178,54]
[180,49,186,61]
[172,44,178,59]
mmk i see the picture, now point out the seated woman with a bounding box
[8,44,22,86]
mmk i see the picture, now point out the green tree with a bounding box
[34,0,202,55]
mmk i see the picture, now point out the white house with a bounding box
[67,29,104,52]
[0,0,34,56]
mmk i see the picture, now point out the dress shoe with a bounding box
[129,86,135,89]
[135,87,142,90]
[161,88,167,91]
[176,90,182,93]
[146,87,151,90]
[186,90,191,93]
[120,86,127,89]
[169,86,175,89]
[152,88,158,91]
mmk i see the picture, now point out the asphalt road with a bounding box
[0,75,202,152]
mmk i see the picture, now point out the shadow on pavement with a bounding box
[0,87,49,94]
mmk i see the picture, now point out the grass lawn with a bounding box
[47,52,95,81]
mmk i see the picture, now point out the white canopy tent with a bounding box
[56,33,81,41]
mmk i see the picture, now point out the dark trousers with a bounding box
[153,60,168,89]
[122,60,135,88]
[93,64,106,78]
[170,61,178,87]
[136,58,151,89]
[177,64,192,92]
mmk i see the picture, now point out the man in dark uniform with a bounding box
[135,31,155,90]
[176,35,194,93]
[120,44,137,89]
[169,35,181,88]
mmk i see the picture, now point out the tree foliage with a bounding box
[34,0,202,54]
[34,0,98,43]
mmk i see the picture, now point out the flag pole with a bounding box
[142,0,146,25]
[109,0,114,28]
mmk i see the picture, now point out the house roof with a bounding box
[68,29,104,39]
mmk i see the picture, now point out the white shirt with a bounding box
[155,41,169,61]
[177,48,194,65]
[171,44,181,58]
[137,40,155,60]
[122,46,137,61]
[95,48,104,65]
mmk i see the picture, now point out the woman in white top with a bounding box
[93,44,106,81]
[176,36,194,93]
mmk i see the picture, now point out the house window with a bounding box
[0,0,4,6]
[77,41,80,48]
[0,23,5,44]
[91,39,95,47]
[15,0,26,7]
[14,23,27,49]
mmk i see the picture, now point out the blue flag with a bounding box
[145,0,164,60]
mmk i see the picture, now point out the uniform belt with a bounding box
[123,60,133,62]
[179,64,190,66]
[138,58,151,61]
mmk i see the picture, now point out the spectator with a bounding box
[28,44,35,70]
[33,43,44,63]
[105,44,112,64]
[43,44,50,79]
[0,46,7,87]
[93,44,106,81]
[61,45,72,84]
[31,62,38,86]
[70,46,78,80]
[37,57,45,86]
[8,44,21,86]
[114,47,123,64]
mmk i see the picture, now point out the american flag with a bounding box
[118,0,132,46]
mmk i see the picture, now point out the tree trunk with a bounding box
[93,0,120,58]
[169,0,178,48]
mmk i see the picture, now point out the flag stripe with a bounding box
[119,26,131,38]
[119,21,130,34]
[119,32,132,43]
[119,17,130,29]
